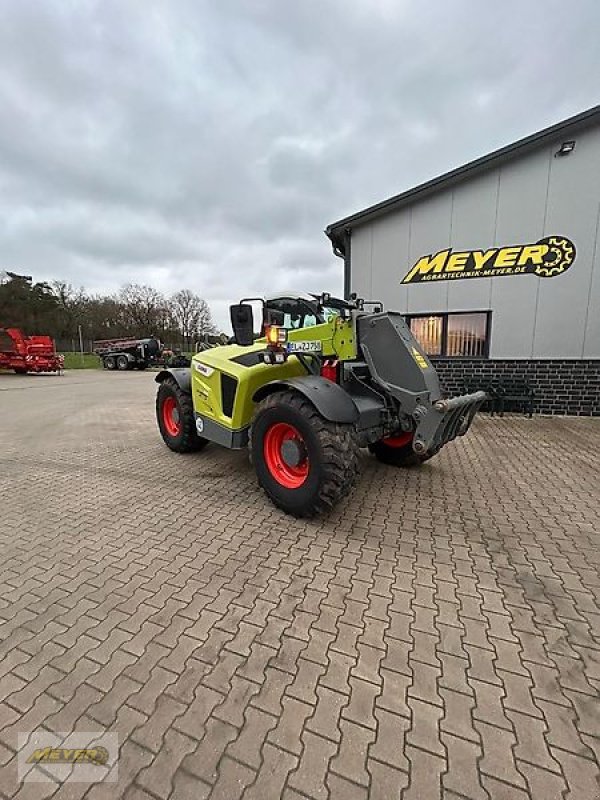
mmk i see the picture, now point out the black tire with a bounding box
[116,355,130,371]
[156,378,208,453]
[136,363,147,371]
[13,367,28,375]
[104,356,116,370]
[250,389,359,518]
[369,439,432,467]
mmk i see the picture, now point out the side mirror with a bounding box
[230,304,254,346]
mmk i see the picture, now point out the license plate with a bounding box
[287,340,322,354]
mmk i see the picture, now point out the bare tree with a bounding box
[0,274,220,351]
[119,284,168,337]
[79,294,123,341]
[169,289,217,349]
[51,281,76,307]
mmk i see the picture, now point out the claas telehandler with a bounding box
[155,292,486,517]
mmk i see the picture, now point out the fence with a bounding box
[54,338,96,354]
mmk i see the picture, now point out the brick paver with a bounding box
[1,371,600,798]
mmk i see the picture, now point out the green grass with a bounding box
[60,352,102,369]
[60,351,195,369]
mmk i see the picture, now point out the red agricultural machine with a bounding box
[0,328,64,374]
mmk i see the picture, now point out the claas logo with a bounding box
[27,746,109,765]
[402,236,576,284]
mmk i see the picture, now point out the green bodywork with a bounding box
[191,316,355,441]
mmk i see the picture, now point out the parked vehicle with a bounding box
[154,292,486,517]
[0,327,63,374]
[93,337,162,371]
[160,349,191,369]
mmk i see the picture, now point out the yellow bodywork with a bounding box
[191,315,356,433]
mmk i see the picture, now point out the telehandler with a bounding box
[155,293,485,517]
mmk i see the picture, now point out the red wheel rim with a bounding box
[382,431,413,448]
[263,422,309,488]
[162,395,181,437]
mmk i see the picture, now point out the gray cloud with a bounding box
[0,0,599,328]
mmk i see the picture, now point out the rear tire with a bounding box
[13,367,28,375]
[369,438,431,467]
[156,378,208,453]
[117,355,129,371]
[104,356,116,370]
[250,390,359,517]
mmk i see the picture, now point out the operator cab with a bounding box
[263,292,353,331]
[229,292,355,346]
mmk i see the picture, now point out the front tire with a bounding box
[156,379,208,453]
[250,390,359,517]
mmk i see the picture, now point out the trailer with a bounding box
[93,337,162,371]
[0,328,64,374]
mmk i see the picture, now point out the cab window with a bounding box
[321,307,341,321]
[265,298,320,330]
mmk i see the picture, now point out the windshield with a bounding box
[283,311,318,329]
[264,295,350,332]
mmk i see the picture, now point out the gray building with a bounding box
[326,105,600,415]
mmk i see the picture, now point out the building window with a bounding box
[407,312,490,358]
[409,316,443,356]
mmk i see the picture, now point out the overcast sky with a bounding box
[1,1,599,328]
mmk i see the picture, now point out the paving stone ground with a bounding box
[1,370,599,800]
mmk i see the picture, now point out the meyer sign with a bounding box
[401,236,575,284]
